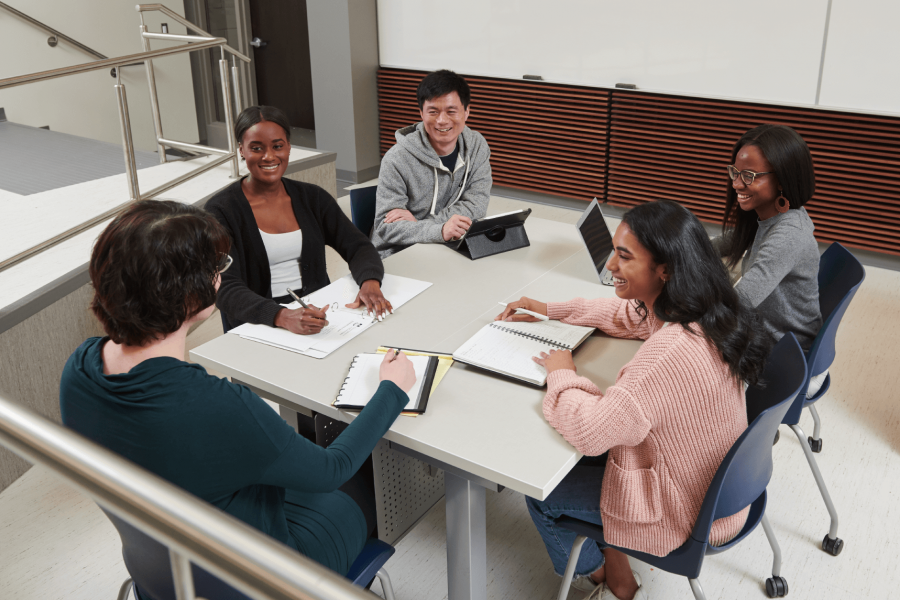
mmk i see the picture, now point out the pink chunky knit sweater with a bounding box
[545,297,749,556]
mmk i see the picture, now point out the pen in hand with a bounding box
[497,302,550,321]
[287,288,309,309]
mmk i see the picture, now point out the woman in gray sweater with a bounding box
[715,125,825,390]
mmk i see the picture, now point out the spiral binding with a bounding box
[335,355,360,404]
[489,322,569,349]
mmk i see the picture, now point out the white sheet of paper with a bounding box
[226,274,431,358]
[453,325,552,384]
[335,353,431,410]
[304,273,432,318]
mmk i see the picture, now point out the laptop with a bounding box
[576,198,616,286]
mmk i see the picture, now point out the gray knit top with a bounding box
[715,207,822,349]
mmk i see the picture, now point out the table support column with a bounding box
[445,471,487,600]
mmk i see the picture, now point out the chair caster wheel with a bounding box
[808,436,822,452]
[766,576,788,597]
[773,430,780,445]
[822,535,843,556]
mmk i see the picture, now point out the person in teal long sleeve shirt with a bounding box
[58,200,416,578]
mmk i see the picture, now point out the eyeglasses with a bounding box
[727,165,773,186]
[217,254,233,274]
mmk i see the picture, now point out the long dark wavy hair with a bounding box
[623,201,771,385]
[721,124,816,269]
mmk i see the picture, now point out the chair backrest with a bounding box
[104,510,252,600]
[349,185,378,237]
[808,242,866,379]
[105,507,391,598]
[690,334,807,543]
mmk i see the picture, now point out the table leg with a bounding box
[444,471,487,600]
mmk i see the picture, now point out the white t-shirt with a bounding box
[259,228,303,297]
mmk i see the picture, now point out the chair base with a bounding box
[808,436,823,453]
[822,534,844,556]
[116,578,134,600]
[765,576,788,598]
[790,424,842,549]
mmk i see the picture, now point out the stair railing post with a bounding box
[139,23,167,163]
[114,70,140,201]
[219,46,239,178]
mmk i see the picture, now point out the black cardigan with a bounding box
[205,178,384,331]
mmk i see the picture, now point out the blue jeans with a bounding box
[526,455,608,577]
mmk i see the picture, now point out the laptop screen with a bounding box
[577,203,615,276]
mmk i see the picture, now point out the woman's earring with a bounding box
[775,189,790,213]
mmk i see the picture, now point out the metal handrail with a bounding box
[0,394,373,600]
[0,37,228,90]
[136,3,251,63]
[0,0,107,60]
[0,10,247,275]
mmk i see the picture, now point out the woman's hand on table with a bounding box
[275,304,329,335]
[380,349,416,392]
[495,296,548,322]
[533,349,576,374]
[346,280,393,320]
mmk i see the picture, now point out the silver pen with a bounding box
[286,288,309,309]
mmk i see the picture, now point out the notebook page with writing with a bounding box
[335,353,430,410]
[304,274,432,320]
[453,325,558,385]
[493,319,594,349]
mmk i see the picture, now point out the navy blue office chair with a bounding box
[554,334,807,600]
[349,185,378,237]
[777,242,865,557]
[107,512,397,600]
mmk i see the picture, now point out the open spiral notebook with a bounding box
[334,353,439,414]
[452,319,594,386]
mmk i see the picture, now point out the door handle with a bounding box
[250,37,267,49]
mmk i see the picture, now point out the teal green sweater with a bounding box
[59,337,408,575]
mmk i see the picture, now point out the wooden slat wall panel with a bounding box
[377,68,610,201]
[377,68,900,256]
[608,91,900,255]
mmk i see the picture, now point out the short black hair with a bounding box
[721,124,816,269]
[234,105,292,145]
[90,201,230,347]
[417,70,471,110]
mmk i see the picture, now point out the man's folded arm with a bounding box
[373,160,445,244]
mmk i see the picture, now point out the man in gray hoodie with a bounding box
[371,70,492,258]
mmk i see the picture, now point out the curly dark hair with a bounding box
[721,124,816,270]
[623,200,771,386]
[417,69,471,109]
[89,200,230,347]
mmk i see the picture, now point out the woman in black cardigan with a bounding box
[206,105,390,333]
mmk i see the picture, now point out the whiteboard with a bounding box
[817,0,900,115]
[377,0,829,106]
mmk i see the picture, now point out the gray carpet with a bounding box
[0,119,160,195]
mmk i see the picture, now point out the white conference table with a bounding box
[190,216,643,600]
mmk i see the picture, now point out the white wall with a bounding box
[817,0,900,114]
[377,0,900,115]
[0,0,199,152]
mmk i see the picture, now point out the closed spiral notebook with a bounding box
[335,353,439,414]
[452,320,594,386]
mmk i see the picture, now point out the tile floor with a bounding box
[1,193,898,600]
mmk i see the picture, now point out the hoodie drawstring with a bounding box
[430,159,471,216]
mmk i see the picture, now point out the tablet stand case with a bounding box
[447,209,532,260]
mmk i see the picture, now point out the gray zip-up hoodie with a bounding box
[371,122,492,257]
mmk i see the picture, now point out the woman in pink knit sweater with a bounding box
[498,201,770,600]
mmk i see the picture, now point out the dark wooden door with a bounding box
[249,0,315,130]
